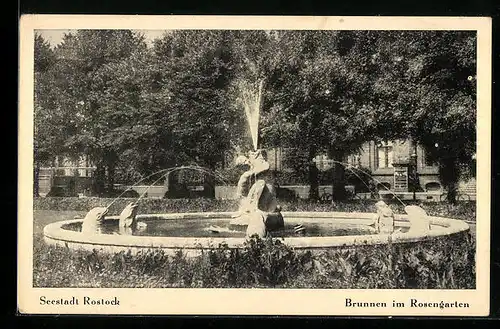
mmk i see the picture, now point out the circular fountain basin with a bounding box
[43,211,470,256]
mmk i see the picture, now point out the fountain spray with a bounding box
[240,79,264,151]
[105,165,230,211]
[328,160,407,207]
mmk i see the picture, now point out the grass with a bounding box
[32,198,477,289]
[33,210,82,235]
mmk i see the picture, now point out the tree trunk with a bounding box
[203,160,217,199]
[439,157,459,204]
[107,162,115,193]
[93,162,106,196]
[33,161,40,197]
[203,173,216,199]
[330,150,347,201]
[308,147,319,200]
[104,151,118,194]
[165,171,179,198]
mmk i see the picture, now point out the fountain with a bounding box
[44,206,470,257]
[44,158,470,256]
[43,80,469,257]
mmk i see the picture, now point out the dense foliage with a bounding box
[33,200,476,289]
[34,30,476,202]
[33,232,475,289]
[33,197,476,221]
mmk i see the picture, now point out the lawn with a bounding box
[33,210,83,235]
[32,199,477,289]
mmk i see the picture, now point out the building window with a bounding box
[376,141,393,169]
[348,153,361,168]
[313,154,327,171]
[421,148,436,167]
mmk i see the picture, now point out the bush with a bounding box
[33,231,475,289]
[316,166,373,193]
[46,186,78,197]
[271,170,309,185]
[99,189,140,198]
[33,197,476,221]
[345,166,374,193]
[275,186,298,201]
[216,167,244,185]
[33,197,240,214]
[278,199,476,221]
[32,196,476,288]
[163,184,209,199]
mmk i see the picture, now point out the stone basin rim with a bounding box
[43,211,470,250]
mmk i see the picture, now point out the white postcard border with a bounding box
[18,15,492,316]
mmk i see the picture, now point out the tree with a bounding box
[34,33,59,196]
[141,30,238,196]
[51,30,148,194]
[262,30,380,200]
[370,31,476,203]
[90,38,151,190]
[35,29,246,196]
[415,32,476,204]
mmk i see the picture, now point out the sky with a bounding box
[37,29,167,47]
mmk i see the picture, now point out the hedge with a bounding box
[33,197,240,214]
[33,197,476,221]
[33,231,475,289]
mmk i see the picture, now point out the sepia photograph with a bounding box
[18,15,491,316]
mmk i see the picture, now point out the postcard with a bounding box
[18,15,491,316]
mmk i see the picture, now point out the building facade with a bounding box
[344,140,442,192]
[37,155,95,196]
[264,140,475,200]
[266,140,442,193]
[37,141,475,199]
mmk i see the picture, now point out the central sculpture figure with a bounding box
[231,149,284,238]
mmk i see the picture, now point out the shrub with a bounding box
[46,186,78,197]
[33,229,475,289]
[33,197,240,214]
[317,166,374,192]
[33,197,476,221]
[216,167,244,185]
[102,189,140,198]
[275,186,298,201]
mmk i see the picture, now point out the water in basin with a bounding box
[63,218,410,238]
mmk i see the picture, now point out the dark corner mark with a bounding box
[17,0,500,16]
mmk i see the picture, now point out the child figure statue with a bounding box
[373,200,395,234]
